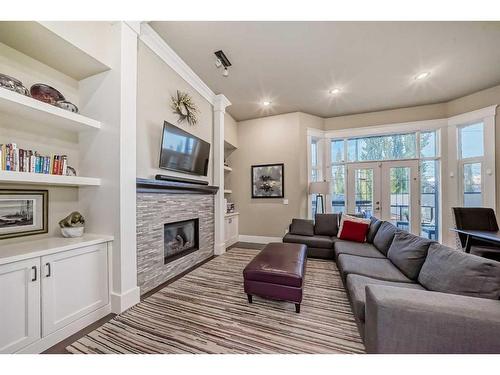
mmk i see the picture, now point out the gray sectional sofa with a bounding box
[283,214,500,353]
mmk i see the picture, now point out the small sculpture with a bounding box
[59,211,85,238]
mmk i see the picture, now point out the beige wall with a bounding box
[324,103,447,130]
[230,112,323,237]
[224,112,238,148]
[136,41,214,182]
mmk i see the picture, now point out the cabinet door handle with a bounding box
[46,263,51,277]
[31,266,37,282]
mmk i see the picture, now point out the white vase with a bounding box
[60,226,84,238]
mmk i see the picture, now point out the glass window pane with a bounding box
[347,133,416,162]
[463,162,482,206]
[420,131,437,158]
[311,169,318,182]
[331,165,345,213]
[311,140,318,167]
[420,160,439,240]
[389,167,411,231]
[460,123,484,159]
[354,169,373,218]
[331,140,344,163]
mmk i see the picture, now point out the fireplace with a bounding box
[164,218,199,264]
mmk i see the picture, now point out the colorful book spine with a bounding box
[0,143,71,176]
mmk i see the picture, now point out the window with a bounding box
[460,123,484,159]
[330,139,346,213]
[420,160,439,240]
[458,122,484,207]
[331,165,345,213]
[347,133,416,162]
[420,131,437,158]
[463,162,482,206]
[331,139,344,163]
[310,138,321,217]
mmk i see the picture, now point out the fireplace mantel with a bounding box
[136,178,219,194]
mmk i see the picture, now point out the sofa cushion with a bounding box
[283,233,334,249]
[314,214,339,236]
[334,240,385,260]
[289,218,314,236]
[387,231,434,280]
[372,221,398,255]
[366,217,382,243]
[338,214,371,236]
[346,274,424,322]
[337,254,413,283]
[418,243,500,300]
[338,220,370,242]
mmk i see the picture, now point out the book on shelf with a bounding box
[0,143,68,175]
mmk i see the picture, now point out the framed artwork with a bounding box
[251,163,285,198]
[0,189,48,240]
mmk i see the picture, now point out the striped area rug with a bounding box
[66,248,365,354]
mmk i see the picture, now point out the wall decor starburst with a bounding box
[171,90,199,126]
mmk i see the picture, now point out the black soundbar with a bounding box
[155,174,209,186]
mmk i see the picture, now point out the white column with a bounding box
[114,22,141,312]
[213,94,231,255]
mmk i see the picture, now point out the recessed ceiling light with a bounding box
[329,88,341,95]
[262,100,272,106]
[415,72,430,81]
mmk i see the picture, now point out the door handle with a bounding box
[46,263,51,278]
[31,266,37,282]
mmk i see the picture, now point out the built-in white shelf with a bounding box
[0,89,101,132]
[224,189,232,194]
[0,171,101,187]
[0,21,111,80]
[225,212,239,218]
[224,165,232,172]
[0,233,114,266]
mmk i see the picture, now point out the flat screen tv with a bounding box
[159,121,211,176]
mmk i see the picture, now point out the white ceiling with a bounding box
[149,21,500,121]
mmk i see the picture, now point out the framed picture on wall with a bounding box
[0,189,48,240]
[251,163,285,198]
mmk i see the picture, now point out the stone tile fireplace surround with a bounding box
[136,179,218,294]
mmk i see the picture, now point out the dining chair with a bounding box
[452,207,500,261]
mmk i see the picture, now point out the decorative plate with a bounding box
[30,84,65,105]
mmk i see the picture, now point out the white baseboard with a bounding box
[111,286,140,314]
[238,235,283,244]
[18,304,112,353]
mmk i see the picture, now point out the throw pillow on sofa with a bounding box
[289,218,314,236]
[387,231,434,280]
[338,215,371,242]
[418,242,500,300]
[314,213,340,236]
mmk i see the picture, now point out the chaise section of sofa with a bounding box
[364,285,500,353]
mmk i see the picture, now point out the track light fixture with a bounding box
[214,50,232,78]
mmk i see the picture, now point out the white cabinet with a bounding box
[224,213,239,248]
[0,258,41,353]
[0,236,112,353]
[41,244,109,336]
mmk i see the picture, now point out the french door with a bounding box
[347,160,420,234]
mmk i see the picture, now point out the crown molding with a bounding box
[139,23,216,105]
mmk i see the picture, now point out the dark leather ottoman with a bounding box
[243,242,307,313]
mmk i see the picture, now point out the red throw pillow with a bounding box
[338,220,369,243]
